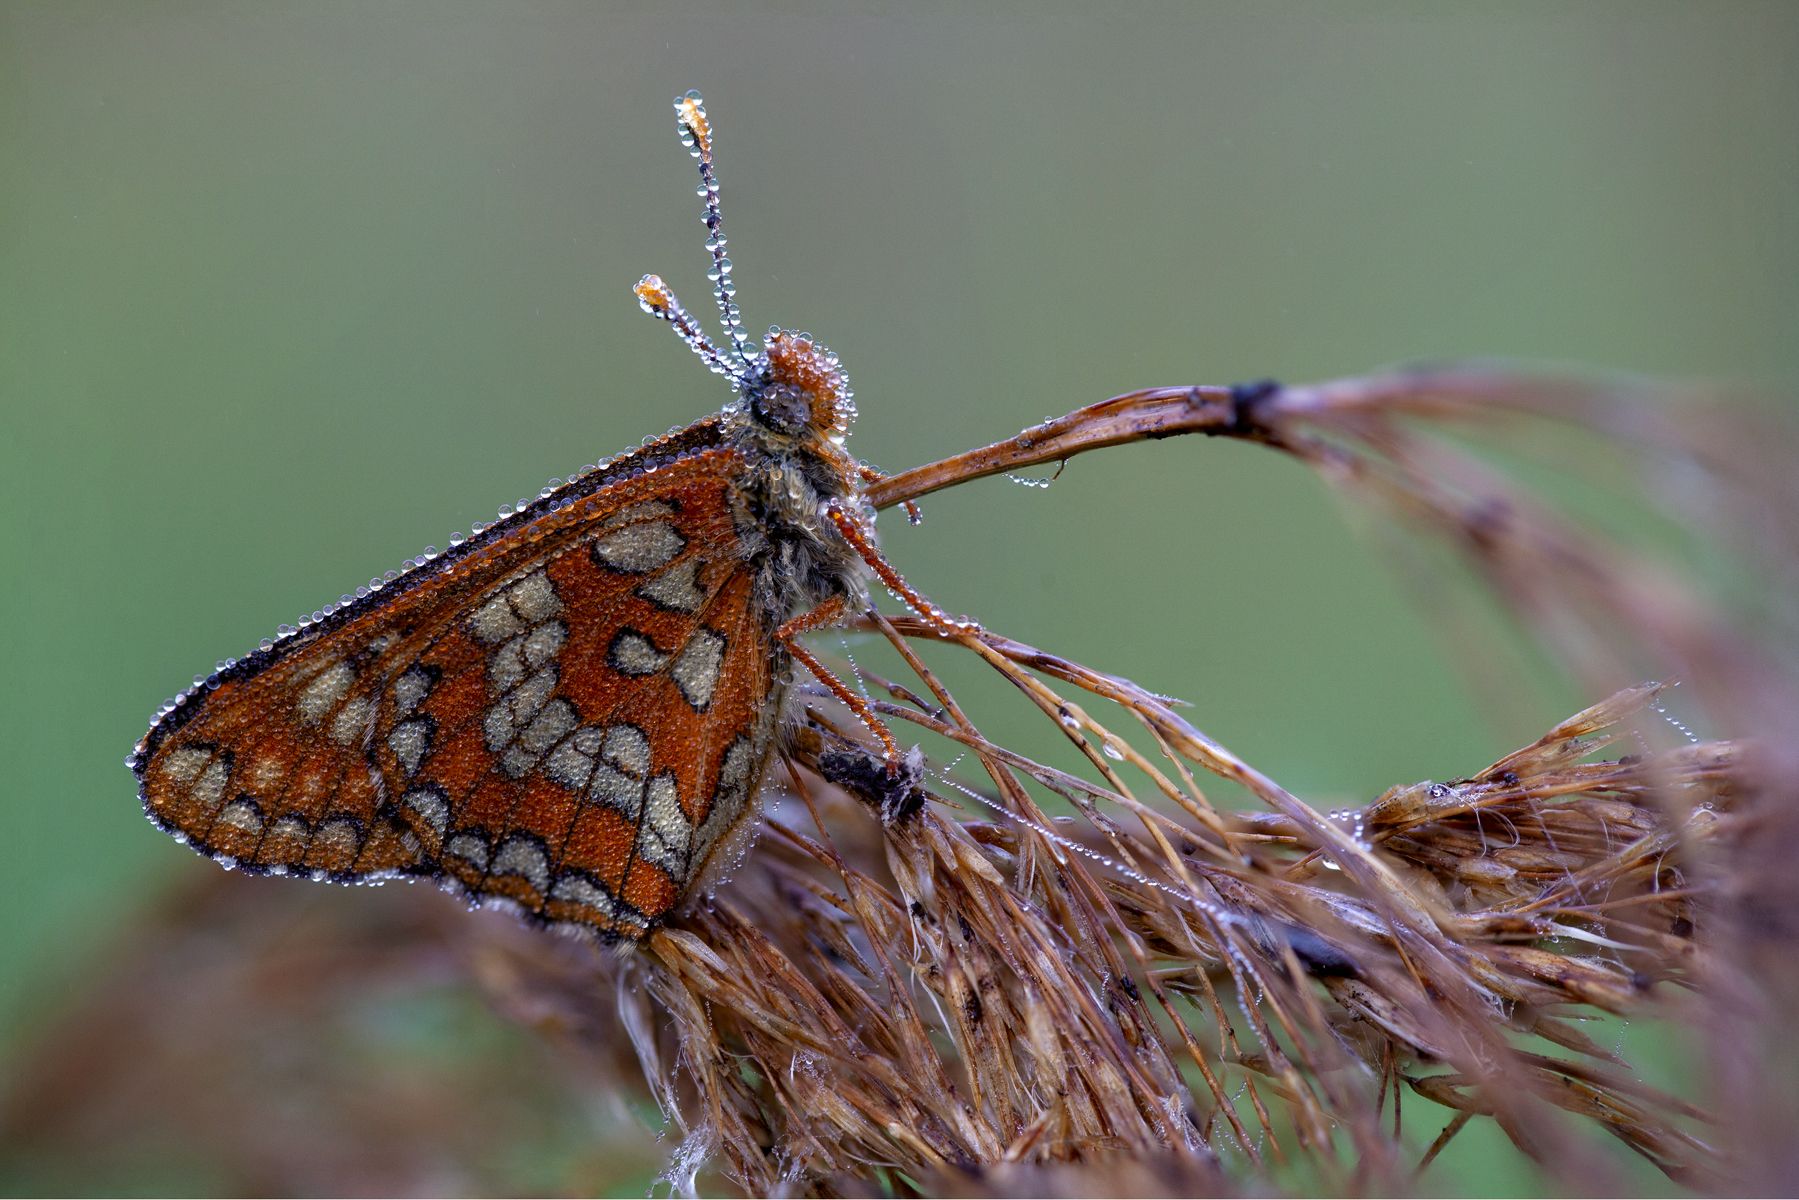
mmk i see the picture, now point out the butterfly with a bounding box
[129,91,971,942]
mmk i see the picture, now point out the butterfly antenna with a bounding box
[673,90,755,369]
[634,273,741,383]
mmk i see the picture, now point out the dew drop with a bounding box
[1006,473,1055,490]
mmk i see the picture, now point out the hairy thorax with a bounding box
[720,339,875,632]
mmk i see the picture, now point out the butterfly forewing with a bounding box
[136,423,786,939]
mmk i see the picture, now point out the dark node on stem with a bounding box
[1216,377,1280,437]
[1465,496,1513,554]
[817,742,927,825]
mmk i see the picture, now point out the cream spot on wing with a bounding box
[492,835,551,894]
[545,724,603,792]
[588,725,648,818]
[295,773,326,806]
[545,744,593,792]
[522,619,566,667]
[593,521,685,573]
[297,661,355,723]
[483,704,512,754]
[388,718,433,776]
[590,764,643,817]
[248,756,286,790]
[400,786,449,839]
[216,798,263,836]
[313,818,361,861]
[446,832,490,872]
[508,570,561,623]
[191,759,231,811]
[159,746,213,786]
[719,735,756,791]
[269,815,309,843]
[672,628,727,711]
[602,724,652,776]
[470,594,522,644]
[393,667,435,715]
[572,723,651,816]
[511,667,556,718]
[502,699,578,777]
[609,630,669,677]
[636,556,708,613]
[330,695,373,746]
[492,625,559,694]
[518,699,576,755]
[637,772,692,874]
[482,663,557,754]
[490,638,527,691]
[550,872,619,917]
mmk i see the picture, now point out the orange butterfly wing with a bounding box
[133,421,787,939]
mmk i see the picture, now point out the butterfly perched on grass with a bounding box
[130,91,966,941]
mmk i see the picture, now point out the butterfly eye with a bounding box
[748,381,812,435]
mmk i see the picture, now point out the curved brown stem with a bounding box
[865,384,1253,510]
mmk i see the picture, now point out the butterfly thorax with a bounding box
[725,329,874,631]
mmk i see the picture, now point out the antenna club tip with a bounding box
[634,274,672,310]
[675,91,712,156]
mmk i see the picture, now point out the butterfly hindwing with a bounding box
[135,421,787,939]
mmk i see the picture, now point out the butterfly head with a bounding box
[743,329,855,446]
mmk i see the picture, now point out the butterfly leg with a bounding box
[778,595,904,770]
[824,502,981,639]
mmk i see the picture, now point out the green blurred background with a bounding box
[3,2,1795,1194]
